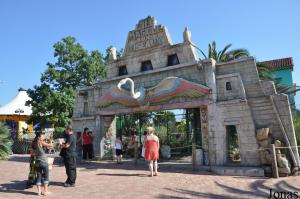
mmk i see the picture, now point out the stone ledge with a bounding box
[73,116,95,121]
[211,166,265,177]
[99,60,200,83]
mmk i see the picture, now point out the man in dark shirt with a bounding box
[60,126,77,187]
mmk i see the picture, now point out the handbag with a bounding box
[48,157,54,170]
[141,147,145,157]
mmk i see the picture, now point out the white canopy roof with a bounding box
[0,88,32,116]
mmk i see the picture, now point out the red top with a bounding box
[82,132,93,145]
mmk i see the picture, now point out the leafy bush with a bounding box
[293,118,300,146]
[53,127,65,139]
[0,122,12,159]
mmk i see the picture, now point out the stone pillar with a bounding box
[203,59,218,166]
[98,115,116,159]
[93,115,101,159]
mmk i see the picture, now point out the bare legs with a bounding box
[154,160,158,176]
[44,184,51,195]
[116,155,122,164]
[149,160,158,177]
[37,185,42,196]
[36,184,51,196]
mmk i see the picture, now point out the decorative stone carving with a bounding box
[108,47,117,62]
[256,128,291,177]
[97,77,211,108]
[256,128,272,165]
[274,140,291,177]
[183,27,192,44]
[124,16,172,56]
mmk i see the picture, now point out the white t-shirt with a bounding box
[115,142,122,150]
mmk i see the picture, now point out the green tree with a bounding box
[198,41,249,63]
[27,37,105,129]
[197,41,276,81]
[153,111,176,127]
[293,109,300,146]
[0,122,12,160]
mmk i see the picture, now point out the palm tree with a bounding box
[198,41,249,63]
[0,122,12,159]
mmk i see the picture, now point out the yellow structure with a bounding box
[0,88,32,139]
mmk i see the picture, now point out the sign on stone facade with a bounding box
[124,16,172,56]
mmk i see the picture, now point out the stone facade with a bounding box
[72,16,299,174]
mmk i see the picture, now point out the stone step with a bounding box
[248,97,270,103]
[251,106,274,113]
[253,113,276,120]
[211,166,265,177]
[249,102,272,107]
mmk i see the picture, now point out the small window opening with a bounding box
[141,60,153,72]
[226,125,241,162]
[83,102,89,116]
[118,65,128,76]
[167,54,180,66]
[226,82,232,91]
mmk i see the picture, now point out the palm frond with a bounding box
[218,44,232,62]
[199,49,207,59]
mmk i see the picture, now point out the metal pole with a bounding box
[139,113,142,146]
[271,144,279,178]
[134,141,138,166]
[192,143,196,171]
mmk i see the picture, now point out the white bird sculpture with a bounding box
[117,78,145,102]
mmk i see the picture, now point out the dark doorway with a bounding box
[226,125,241,163]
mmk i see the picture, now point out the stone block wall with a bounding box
[208,100,259,166]
[106,44,199,79]
[216,73,246,101]
[216,57,265,98]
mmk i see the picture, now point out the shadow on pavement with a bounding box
[97,173,146,177]
[8,155,30,163]
[0,180,37,196]
[158,179,300,199]
[76,160,214,176]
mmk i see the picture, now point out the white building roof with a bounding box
[0,88,32,116]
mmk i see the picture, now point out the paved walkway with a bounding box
[0,155,300,199]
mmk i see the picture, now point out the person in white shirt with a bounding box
[115,137,123,164]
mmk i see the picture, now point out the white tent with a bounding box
[0,88,32,116]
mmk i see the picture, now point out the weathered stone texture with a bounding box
[71,17,298,173]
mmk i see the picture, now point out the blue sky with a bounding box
[0,0,299,108]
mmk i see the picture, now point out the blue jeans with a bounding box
[36,161,49,186]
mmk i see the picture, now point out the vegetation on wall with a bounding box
[0,122,12,159]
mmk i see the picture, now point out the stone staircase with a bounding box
[247,96,282,139]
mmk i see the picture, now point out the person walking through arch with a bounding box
[144,127,160,177]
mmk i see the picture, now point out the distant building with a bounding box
[258,57,296,112]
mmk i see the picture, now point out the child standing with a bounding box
[115,137,123,164]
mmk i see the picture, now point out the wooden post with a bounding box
[271,144,279,178]
[192,143,196,171]
[134,142,138,166]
